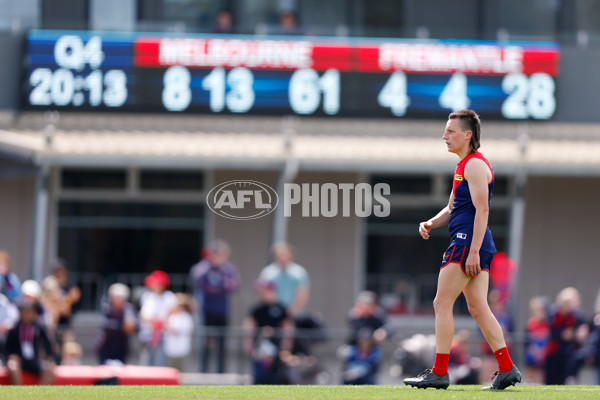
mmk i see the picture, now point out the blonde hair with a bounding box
[0,250,11,266]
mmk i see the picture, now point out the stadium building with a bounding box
[1,0,600,339]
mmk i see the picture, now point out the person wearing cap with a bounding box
[243,279,294,384]
[4,301,59,385]
[347,291,388,346]
[194,239,240,373]
[138,270,177,366]
[95,283,137,365]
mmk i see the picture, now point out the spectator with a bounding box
[164,293,195,372]
[195,239,240,373]
[524,296,550,384]
[138,270,177,367]
[243,279,294,384]
[20,280,44,323]
[0,251,21,303]
[590,306,600,385]
[0,292,18,363]
[259,242,310,317]
[189,247,211,327]
[213,8,233,34]
[347,291,387,346]
[5,301,59,385]
[61,338,83,366]
[342,328,382,385]
[275,11,305,36]
[449,329,480,384]
[545,287,586,384]
[39,276,62,345]
[51,259,81,332]
[96,283,136,365]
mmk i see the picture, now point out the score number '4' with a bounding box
[378,71,556,119]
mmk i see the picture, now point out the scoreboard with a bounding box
[24,30,560,119]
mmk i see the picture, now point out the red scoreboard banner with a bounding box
[134,37,559,76]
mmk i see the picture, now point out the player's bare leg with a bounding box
[405,263,469,389]
[462,271,505,351]
[463,271,521,389]
[434,263,471,353]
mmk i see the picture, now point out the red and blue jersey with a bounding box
[448,151,496,253]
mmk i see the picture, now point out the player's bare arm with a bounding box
[463,158,492,277]
[419,191,453,240]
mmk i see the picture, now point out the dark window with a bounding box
[493,176,510,196]
[371,175,432,195]
[140,170,204,191]
[61,169,126,190]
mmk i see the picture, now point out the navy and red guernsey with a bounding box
[448,151,497,254]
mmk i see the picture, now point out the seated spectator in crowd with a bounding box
[0,251,21,303]
[5,301,59,385]
[347,291,387,346]
[139,270,177,367]
[164,293,195,372]
[96,283,137,365]
[342,328,382,385]
[0,292,19,363]
[213,8,233,34]
[61,336,83,366]
[243,279,294,384]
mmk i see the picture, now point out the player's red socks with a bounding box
[432,353,450,376]
[494,347,513,373]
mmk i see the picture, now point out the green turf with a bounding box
[0,385,599,400]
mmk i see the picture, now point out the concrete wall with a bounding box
[0,176,35,282]
[212,169,362,329]
[517,176,600,330]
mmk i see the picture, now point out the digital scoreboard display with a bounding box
[25,30,560,119]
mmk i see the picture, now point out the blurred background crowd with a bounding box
[1,245,599,385]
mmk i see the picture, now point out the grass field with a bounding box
[0,385,599,400]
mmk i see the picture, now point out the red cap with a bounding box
[144,270,170,289]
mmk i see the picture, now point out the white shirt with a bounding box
[164,311,194,358]
[138,290,177,342]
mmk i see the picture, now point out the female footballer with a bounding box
[404,110,521,390]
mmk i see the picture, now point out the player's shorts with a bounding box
[440,245,495,275]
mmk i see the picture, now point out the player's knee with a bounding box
[467,301,486,320]
[433,296,451,314]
